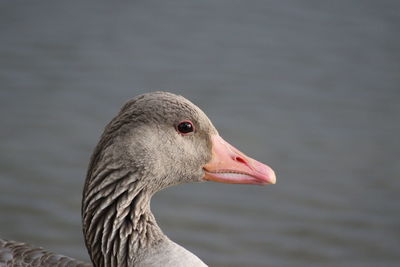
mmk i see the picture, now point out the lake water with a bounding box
[0,0,399,266]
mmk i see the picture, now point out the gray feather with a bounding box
[3,92,214,267]
[0,239,91,267]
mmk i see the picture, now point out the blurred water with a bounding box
[0,0,399,266]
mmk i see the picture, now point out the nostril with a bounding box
[234,156,247,164]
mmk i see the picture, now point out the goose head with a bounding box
[82,91,276,266]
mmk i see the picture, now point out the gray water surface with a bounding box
[1,1,399,266]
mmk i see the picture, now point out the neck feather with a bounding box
[82,166,165,267]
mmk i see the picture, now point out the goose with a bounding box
[0,91,276,267]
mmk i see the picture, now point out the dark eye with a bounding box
[177,120,194,135]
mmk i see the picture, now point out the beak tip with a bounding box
[258,166,276,185]
[264,176,276,185]
[270,171,277,184]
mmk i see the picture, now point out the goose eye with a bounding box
[177,120,194,134]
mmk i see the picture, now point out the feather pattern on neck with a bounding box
[82,118,167,267]
[83,164,165,267]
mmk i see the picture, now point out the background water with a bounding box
[0,1,399,266]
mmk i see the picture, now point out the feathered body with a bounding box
[0,92,275,267]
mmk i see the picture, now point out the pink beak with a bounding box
[203,135,276,185]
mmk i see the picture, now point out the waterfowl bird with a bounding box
[0,92,276,266]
